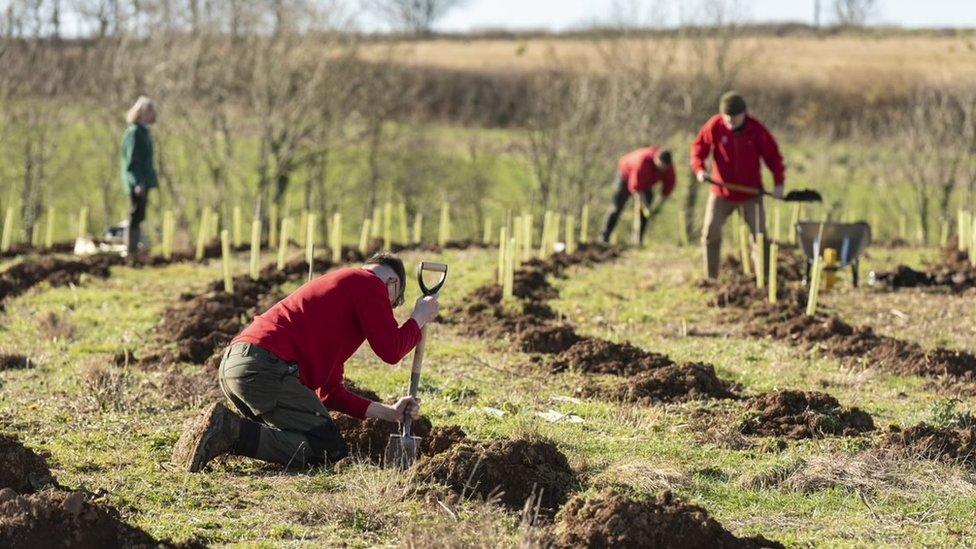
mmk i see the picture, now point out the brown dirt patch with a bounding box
[712,264,976,382]
[414,438,576,515]
[884,423,976,467]
[0,241,75,259]
[747,307,976,380]
[739,390,875,439]
[0,354,31,371]
[0,254,124,303]
[343,382,382,403]
[516,323,582,354]
[550,338,675,376]
[616,363,740,404]
[0,489,182,548]
[0,435,54,494]
[156,255,341,365]
[330,414,466,465]
[548,489,783,549]
[157,277,282,364]
[872,250,976,292]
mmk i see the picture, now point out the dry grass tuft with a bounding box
[739,451,976,499]
[81,363,131,412]
[589,460,692,494]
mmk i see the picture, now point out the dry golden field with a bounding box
[368,33,976,88]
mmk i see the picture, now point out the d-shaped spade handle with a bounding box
[417,261,448,296]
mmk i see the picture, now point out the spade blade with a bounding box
[385,434,421,469]
[783,189,823,203]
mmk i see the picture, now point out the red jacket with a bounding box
[691,114,786,202]
[233,268,422,419]
[619,146,676,197]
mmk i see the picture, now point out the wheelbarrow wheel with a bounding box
[852,260,860,288]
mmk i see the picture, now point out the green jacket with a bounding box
[120,123,158,193]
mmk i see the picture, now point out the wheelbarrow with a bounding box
[796,221,872,287]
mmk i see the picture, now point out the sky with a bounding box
[425,0,976,31]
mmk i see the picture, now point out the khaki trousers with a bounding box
[701,194,767,279]
[219,342,348,467]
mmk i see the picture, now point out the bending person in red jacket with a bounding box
[172,253,439,472]
[602,147,675,244]
[691,91,786,279]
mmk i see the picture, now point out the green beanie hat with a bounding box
[720,91,747,116]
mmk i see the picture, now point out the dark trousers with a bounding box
[602,174,654,244]
[128,189,148,254]
[219,342,349,467]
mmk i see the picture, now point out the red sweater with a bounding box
[690,114,786,202]
[233,268,422,419]
[619,146,676,197]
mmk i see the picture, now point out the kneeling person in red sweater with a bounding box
[172,253,439,472]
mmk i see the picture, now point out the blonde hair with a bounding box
[126,96,156,125]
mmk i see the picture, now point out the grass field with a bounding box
[1,238,974,546]
[366,33,976,87]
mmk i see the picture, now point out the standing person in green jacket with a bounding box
[120,96,158,257]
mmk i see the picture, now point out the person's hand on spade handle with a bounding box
[696,171,708,184]
[392,396,421,422]
[410,296,439,327]
[773,185,784,200]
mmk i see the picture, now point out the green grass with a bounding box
[1,243,975,546]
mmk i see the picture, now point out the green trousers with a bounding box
[219,342,348,467]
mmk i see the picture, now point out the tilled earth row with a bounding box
[707,252,976,469]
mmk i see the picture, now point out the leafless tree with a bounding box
[892,89,973,243]
[364,0,465,35]
[833,0,878,26]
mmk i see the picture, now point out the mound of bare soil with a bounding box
[550,338,675,376]
[873,250,976,291]
[740,390,874,439]
[745,308,976,380]
[0,435,54,494]
[516,323,582,354]
[344,382,382,403]
[548,490,783,549]
[0,489,178,548]
[330,415,466,465]
[158,277,281,364]
[414,438,576,514]
[0,354,30,371]
[0,241,75,259]
[0,254,124,302]
[617,363,739,404]
[884,423,976,467]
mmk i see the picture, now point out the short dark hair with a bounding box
[656,150,673,167]
[365,253,406,305]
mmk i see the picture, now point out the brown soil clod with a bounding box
[0,254,124,303]
[616,363,740,404]
[713,259,976,382]
[414,438,576,515]
[0,435,54,494]
[330,415,466,465]
[0,354,31,371]
[516,323,582,354]
[739,390,875,439]
[884,423,976,467]
[872,250,976,292]
[0,489,182,548]
[547,489,783,549]
[550,338,675,376]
